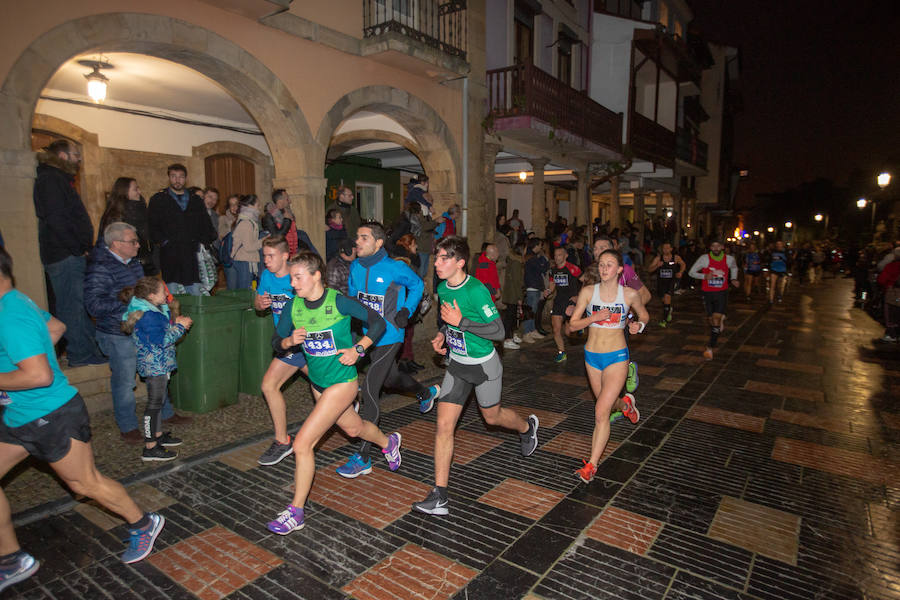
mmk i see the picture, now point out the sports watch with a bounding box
[354,344,366,357]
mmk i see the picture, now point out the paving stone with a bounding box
[478,478,565,520]
[745,380,825,401]
[708,495,801,565]
[584,506,663,555]
[395,419,503,464]
[687,405,766,433]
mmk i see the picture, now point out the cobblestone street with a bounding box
[8,278,899,600]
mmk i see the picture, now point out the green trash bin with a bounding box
[215,288,275,395]
[169,294,246,413]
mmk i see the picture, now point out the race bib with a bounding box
[709,277,725,288]
[270,294,291,318]
[445,327,467,356]
[554,273,569,286]
[659,268,673,279]
[591,304,624,327]
[303,330,337,357]
[357,292,385,315]
[0,391,9,406]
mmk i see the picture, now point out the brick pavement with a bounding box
[8,278,900,599]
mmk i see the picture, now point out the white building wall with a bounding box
[695,44,728,205]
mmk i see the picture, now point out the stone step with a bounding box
[63,363,111,385]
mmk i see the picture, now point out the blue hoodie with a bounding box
[122,297,186,377]
[349,247,423,346]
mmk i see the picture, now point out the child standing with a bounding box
[121,277,193,462]
[325,208,348,261]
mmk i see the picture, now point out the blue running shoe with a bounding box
[554,351,567,363]
[382,432,402,471]
[0,551,39,593]
[122,513,165,564]
[625,361,639,393]
[267,505,305,535]
[336,453,372,479]
[417,385,440,414]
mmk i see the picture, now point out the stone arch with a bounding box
[0,12,317,304]
[316,86,461,210]
[327,130,425,166]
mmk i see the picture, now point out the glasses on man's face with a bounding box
[119,238,140,246]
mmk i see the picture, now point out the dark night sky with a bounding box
[688,0,900,208]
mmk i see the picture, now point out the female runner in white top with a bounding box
[566,249,649,483]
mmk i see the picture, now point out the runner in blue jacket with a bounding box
[337,221,440,478]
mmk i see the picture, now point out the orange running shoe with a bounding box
[621,393,640,424]
[575,459,596,483]
[703,347,714,360]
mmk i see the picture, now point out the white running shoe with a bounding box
[513,334,523,343]
[503,339,521,349]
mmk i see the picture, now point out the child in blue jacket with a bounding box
[121,278,193,462]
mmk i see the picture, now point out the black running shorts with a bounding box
[0,393,92,463]
[702,290,728,316]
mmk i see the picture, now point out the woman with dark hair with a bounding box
[98,178,156,275]
[229,195,263,290]
[393,234,424,373]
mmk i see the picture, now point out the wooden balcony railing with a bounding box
[676,127,708,170]
[630,112,675,167]
[486,62,622,152]
[363,0,467,60]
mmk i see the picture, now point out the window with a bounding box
[514,6,535,64]
[557,41,572,85]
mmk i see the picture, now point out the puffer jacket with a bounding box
[122,297,186,377]
[84,244,144,335]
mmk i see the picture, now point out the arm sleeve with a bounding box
[394,260,424,314]
[458,316,505,341]
[728,256,739,280]
[272,297,297,352]
[336,294,386,343]
[688,255,709,279]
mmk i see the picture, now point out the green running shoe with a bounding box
[625,361,639,393]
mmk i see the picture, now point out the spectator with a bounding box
[202,187,220,235]
[325,238,356,296]
[522,238,550,343]
[33,139,105,367]
[261,189,318,257]
[409,201,440,283]
[229,195,263,290]
[392,234,424,374]
[85,222,190,443]
[405,175,433,217]
[325,208,348,261]
[98,177,156,276]
[147,163,216,295]
[474,243,501,303]
[326,185,362,239]
[501,240,525,349]
[219,194,240,240]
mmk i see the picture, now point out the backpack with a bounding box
[218,230,234,268]
[877,260,900,289]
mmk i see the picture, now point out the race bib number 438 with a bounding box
[358,292,385,315]
[303,330,337,357]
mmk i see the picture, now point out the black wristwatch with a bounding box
[354,344,366,357]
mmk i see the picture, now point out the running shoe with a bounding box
[503,339,521,350]
[266,505,305,535]
[0,551,39,593]
[531,330,546,339]
[621,393,640,424]
[625,361,639,393]
[158,431,182,447]
[412,488,449,515]
[657,320,668,328]
[382,432,402,471]
[513,334,523,343]
[666,311,673,323]
[703,347,714,361]
[258,437,294,466]
[417,385,440,414]
[575,459,596,483]
[554,351,567,363]
[520,415,540,457]
[521,331,536,344]
[141,444,178,462]
[122,513,165,563]
[609,411,624,424]
[335,453,372,478]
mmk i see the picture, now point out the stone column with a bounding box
[575,168,590,231]
[0,149,46,307]
[530,159,547,236]
[475,141,503,252]
[272,174,327,253]
[609,175,620,233]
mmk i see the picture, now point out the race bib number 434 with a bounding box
[303,330,337,357]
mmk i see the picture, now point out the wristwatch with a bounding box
[354,344,366,357]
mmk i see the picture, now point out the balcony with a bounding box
[360,0,468,79]
[676,127,708,173]
[633,26,702,87]
[630,112,675,167]
[486,62,623,160]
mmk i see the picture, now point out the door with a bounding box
[356,183,383,222]
[204,154,255,211]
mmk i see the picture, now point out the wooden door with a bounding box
[204,154,255,211]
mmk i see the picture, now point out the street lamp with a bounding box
[784,221,793,228]
[857,198,867,209]
[767,226,775,233]
[814,214,823,222]
[877,172,891,189]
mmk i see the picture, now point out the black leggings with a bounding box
[357,343,425,461]
[502,304,518,339]
[143,375,168,443]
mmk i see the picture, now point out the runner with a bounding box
[567,248,647,483]
[337,221,439,479]
[592,236,649,394]
[765,240,790,304]
[0,247,165,593]
[688,238,740,360]
[646,242,685,327]
[266,251,401,534]
[548,244,583,362]
[742,241,762,301]
[412,237,539,515]
[255,236,311,466]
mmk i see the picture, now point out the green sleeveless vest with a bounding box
[290,288,356,388]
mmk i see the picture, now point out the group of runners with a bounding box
[0,218,748,591]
